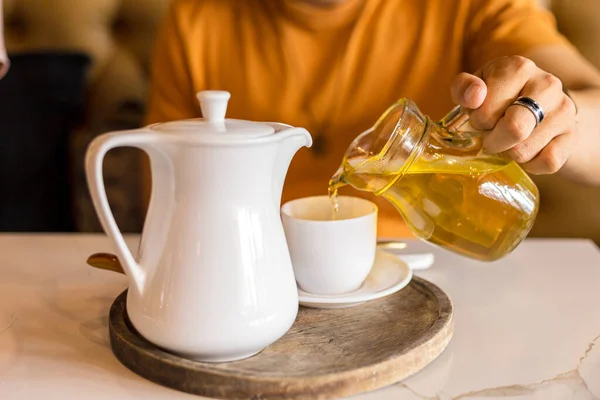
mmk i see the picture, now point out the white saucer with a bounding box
[298,250,413,309]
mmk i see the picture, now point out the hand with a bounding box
[451,55,578,174]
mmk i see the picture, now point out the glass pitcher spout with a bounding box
[330,98,540,262]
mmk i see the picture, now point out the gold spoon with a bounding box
[87,253,124,274]
[86,241,409,275]
[376,240,408,251]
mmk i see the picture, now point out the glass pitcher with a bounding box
[330,99,539,262]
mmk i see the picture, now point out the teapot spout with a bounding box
[273,127,312,203]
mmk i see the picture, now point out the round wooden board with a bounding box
[109,276,453,400]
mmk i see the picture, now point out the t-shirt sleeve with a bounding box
[465,0,574,71]
[145,0,200,124]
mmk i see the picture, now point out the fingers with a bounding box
[450,55,578,175]
[468,56,535,131]
[500,114,563,164]
[450,72,487,109]
[483,73,565,155]
[521,130,576,174]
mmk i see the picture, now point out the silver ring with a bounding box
[511,96,545,128]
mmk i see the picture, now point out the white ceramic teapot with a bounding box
[85,90,312,362]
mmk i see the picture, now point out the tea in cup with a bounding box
[281,196,377,295]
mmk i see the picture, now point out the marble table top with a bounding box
[0,234,599,399]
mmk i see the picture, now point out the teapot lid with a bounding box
[150,91,275,139]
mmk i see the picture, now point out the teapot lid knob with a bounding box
[197,90,231,122]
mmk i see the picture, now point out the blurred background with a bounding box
[1,0,599,244]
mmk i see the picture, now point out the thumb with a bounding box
[450,72,487,109]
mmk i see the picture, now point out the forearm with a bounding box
[559,88,600,185]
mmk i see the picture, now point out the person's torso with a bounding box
[179,0,474,236]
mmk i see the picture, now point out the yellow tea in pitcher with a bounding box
[330,141,539,261]
[329,98,539,261]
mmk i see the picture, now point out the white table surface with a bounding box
[1,234,599,399]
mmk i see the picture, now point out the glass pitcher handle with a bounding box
[436,105,483,150]
[439,105,471,133]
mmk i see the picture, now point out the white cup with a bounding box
[281,195,378,295]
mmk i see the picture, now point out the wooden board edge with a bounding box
[109,277,454,400]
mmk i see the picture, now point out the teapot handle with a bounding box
[85,129,163,294]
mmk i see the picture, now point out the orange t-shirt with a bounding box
[145,0,569,238]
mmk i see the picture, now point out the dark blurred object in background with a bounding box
[0,52,90,231]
